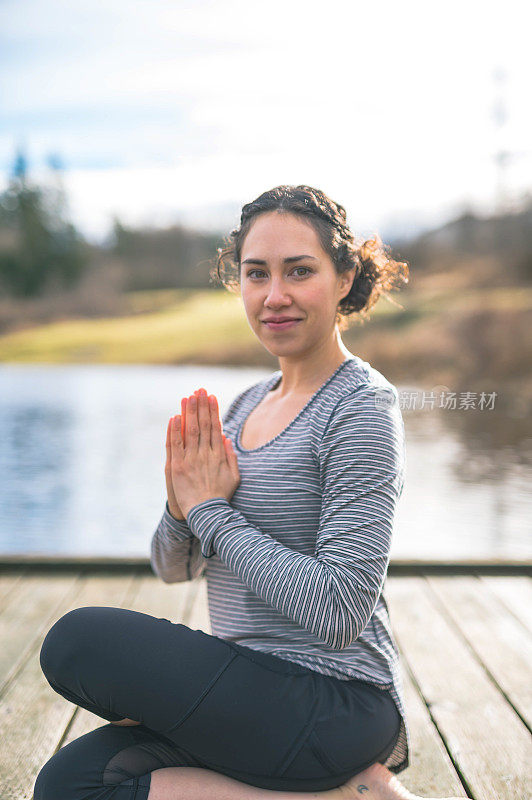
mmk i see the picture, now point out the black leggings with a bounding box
[34,606,401,799]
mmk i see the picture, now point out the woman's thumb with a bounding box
[224,437,240,479]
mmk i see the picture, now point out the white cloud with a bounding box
[1,0,531,240]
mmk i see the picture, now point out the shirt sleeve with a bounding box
[185,385,405,650]
[150,500,205,583]
[149,385,256,584]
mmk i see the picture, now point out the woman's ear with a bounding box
[339,267,356,300]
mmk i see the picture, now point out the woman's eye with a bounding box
[247,267,312,279]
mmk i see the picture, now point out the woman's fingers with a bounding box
[180,397,187,447]
[179,388,228,458]
[170,414,185,459]
[165,417,172,458]
[196,389,211,446]
[179,390,205,450]
[208,394,225,457]
[185,392,200,451]
[166,416,177,471]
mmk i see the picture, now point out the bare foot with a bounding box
[331,762,465,800]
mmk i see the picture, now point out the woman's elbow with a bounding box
[321,615,359,650]
[151,565,189,584]
[150,554,204,584]
[150,554,187,584]
[325,633,356,651]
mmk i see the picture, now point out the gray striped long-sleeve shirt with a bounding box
[150,355,410,774]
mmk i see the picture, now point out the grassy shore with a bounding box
[0,281,531,406]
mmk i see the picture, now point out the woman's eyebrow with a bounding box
[242,255,318,265]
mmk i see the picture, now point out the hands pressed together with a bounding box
[111,389,239,729]
[164,387,241,521]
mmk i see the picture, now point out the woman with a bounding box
[34,185,461,800]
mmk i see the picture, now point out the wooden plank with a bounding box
[386,575,532,800]
[480,576,532,633]
[62,574,193,745]
[0,571,25,610]
[390,650,467,796]
[0,573,138,800]
[185,577,211,631]
[426,576,532,730]
[0,573,79,698]
[1,570,526,798]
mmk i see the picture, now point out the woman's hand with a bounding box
[169,388,240,519]
[165,415,186,519]
[165,389,230,520]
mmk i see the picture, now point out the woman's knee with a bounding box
[34,724,155,800]
[39,607,99,683]
[33,746,78,800]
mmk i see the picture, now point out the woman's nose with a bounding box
[264,281,292,304]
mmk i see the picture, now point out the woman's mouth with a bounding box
[262,319,302,331]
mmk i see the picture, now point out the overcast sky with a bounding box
[1,0,531,243]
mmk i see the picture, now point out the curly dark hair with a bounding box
[209,184,410,332]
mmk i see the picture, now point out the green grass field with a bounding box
[0,285,415,364]
[0,286,530,404]
[0,290,254,363]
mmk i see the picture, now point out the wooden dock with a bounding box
[0,559,530,800]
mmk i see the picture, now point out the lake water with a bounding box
[0,363,530,560]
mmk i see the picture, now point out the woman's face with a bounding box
[239,211,354,356]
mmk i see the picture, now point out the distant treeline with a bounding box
[394,203,532,282]
[112,202,532,292]
[0,152,87,298]
[112,219,222,291]
[1,150,531,300]
[0,151,225,298]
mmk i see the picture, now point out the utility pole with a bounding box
[492,66,511,213]
[491,66,532,214]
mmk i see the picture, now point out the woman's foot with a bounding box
[146,761,466,800]
[329,761,464,800]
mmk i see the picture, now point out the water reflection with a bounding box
[395,398,531,560]
[0,364,530,559]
